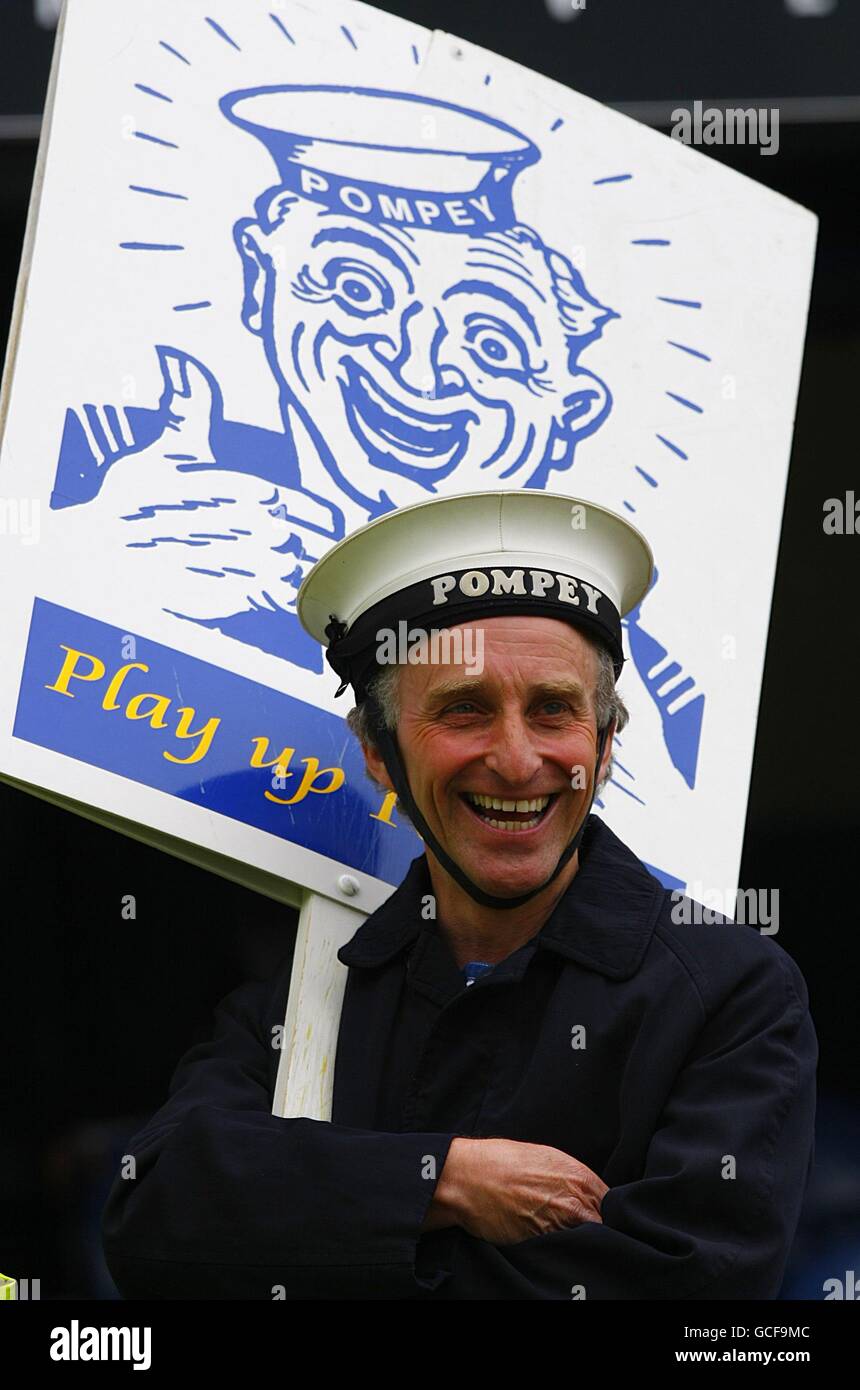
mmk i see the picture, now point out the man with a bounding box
[53,86,613,646]
[101,490,817,1299]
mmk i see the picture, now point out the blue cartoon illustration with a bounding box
[51,82,704,793]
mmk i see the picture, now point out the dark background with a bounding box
[1,0,858,1300]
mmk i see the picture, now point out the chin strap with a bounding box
[371,709,611,910]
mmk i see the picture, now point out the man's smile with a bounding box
[458,789,561,834]
[338,357,478,473]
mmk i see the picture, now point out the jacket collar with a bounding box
[337,815,664,981]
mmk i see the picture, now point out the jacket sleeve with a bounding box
[429,944,818,1300]
[101,974,457,1300]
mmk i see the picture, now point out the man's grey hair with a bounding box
[345,635,629,803]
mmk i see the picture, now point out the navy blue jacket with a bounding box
[101,816,817,1299]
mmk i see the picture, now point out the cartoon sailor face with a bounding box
[224,85,616,508]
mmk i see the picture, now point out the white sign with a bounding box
[0,0,816,909]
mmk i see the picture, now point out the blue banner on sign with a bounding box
[13,597,421,884]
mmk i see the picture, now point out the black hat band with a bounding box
[324,564,623,700]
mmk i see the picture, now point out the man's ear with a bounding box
[559,368,612,444]
[597,718,617,789]
[363,740,394,794]
[233,217,271,337]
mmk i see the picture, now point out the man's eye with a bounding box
[329,259,392,316]
[464,315,531,378]
[293,258,393,317]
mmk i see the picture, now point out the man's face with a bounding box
[364,616,614,901]
[242,201,612,506]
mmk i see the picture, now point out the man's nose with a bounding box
[482,712,544,788]
[373,302,465,397]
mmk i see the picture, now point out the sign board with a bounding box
[0,0,816,913]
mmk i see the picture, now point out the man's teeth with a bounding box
[464,792,552,831]
[467,794,550,813]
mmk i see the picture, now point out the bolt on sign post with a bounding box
[0,0,816,1119]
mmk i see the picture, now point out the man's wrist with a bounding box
[424,1137,476,1230]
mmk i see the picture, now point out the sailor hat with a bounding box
[298,489,654,703]
[221,84,539,235]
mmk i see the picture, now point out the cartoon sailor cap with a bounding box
[298,489,654,703]
[220,84,539,235]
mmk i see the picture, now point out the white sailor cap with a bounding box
[298,490,654,701]
[220,84,539,235]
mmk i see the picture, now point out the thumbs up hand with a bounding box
[61,348,342,625]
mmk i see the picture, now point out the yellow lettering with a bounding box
[163,706,220,764]
[44,645,106,698]
[126,692,171,729]
[102,662,149,711]
[370,791,399,826]
[265,757,344,806]
[249,737,295,780]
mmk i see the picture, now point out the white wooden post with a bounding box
[271,889,367,1121]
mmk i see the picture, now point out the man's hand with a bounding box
[56,349,341,624]
[423,1137,608,1246]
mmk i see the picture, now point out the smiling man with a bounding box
[362,621,611,913]
[101,490,817,1301]
[54,86,614,662]
[232,199,613,515]
[226,84,614,518]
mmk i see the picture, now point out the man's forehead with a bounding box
[457,613,595,646]
[309,209,419,259]
[403,617,599,691]
[291,206,552,279]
